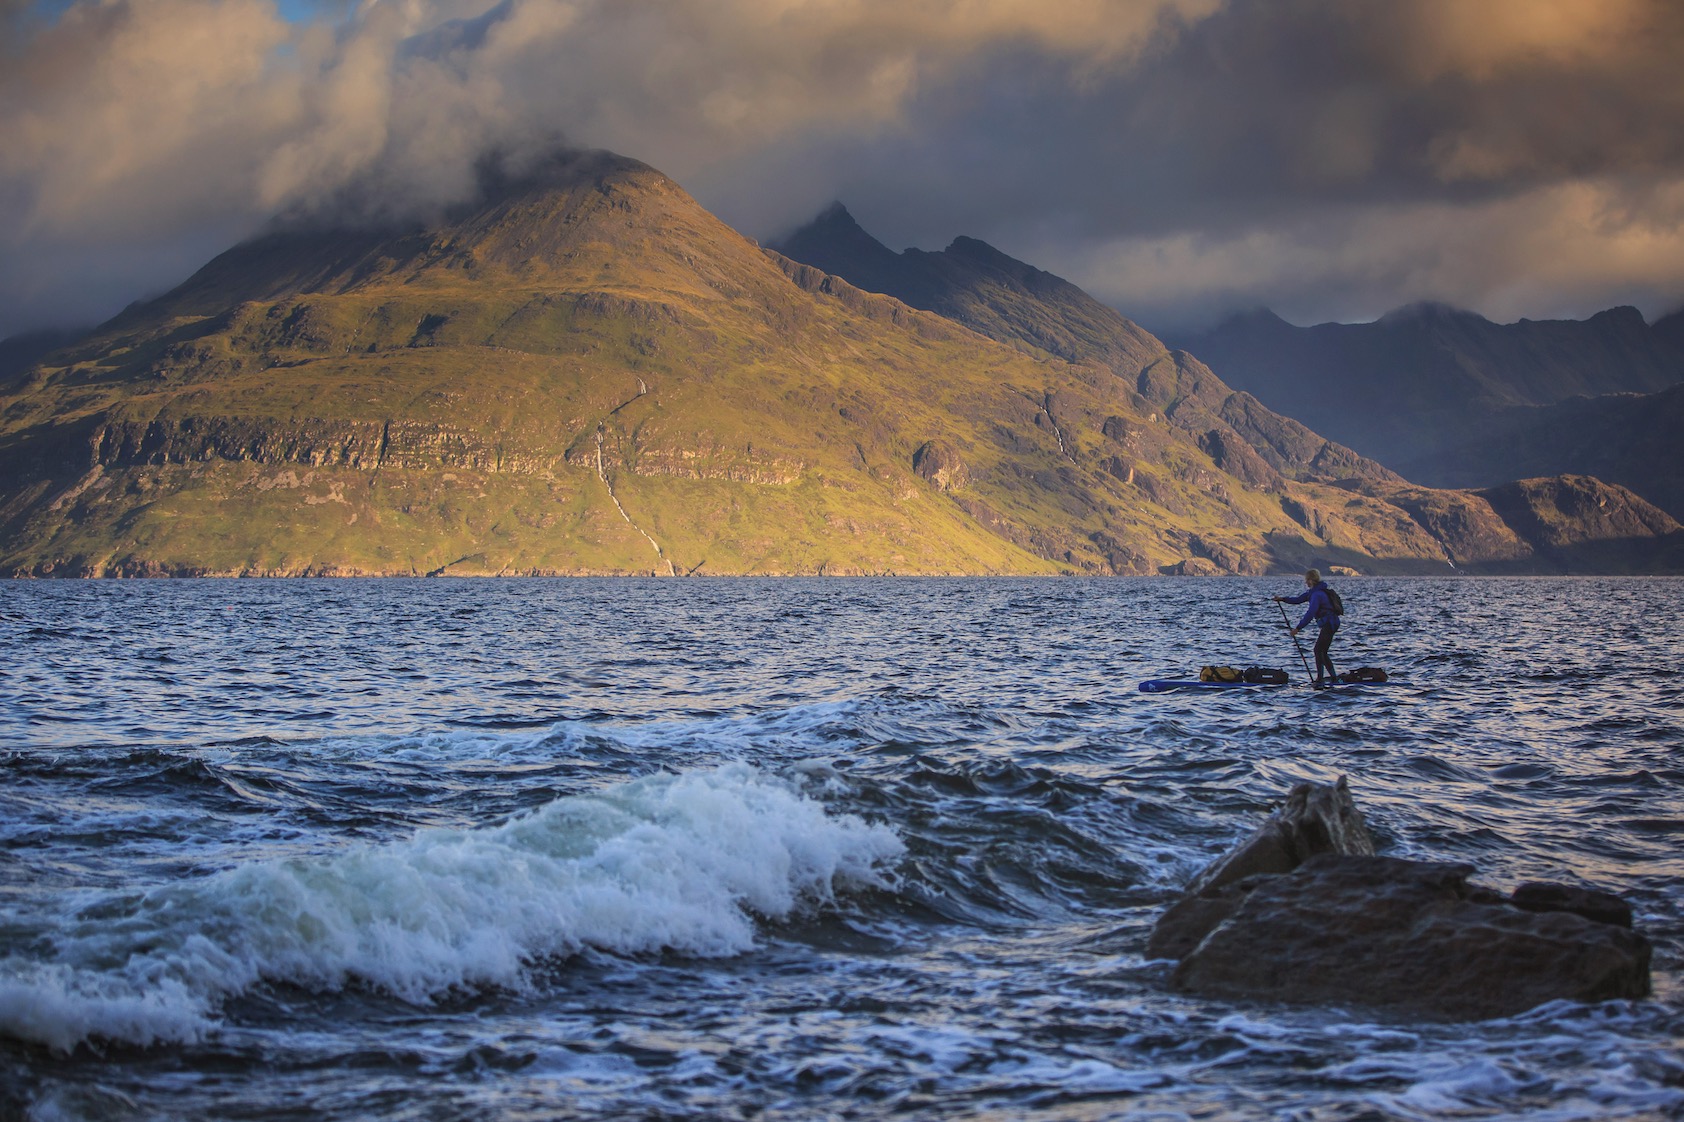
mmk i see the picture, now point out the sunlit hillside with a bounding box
[1,151,1677,576]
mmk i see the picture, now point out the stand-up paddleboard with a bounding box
[1140,669,1392,693]
[1139,678,1291,693]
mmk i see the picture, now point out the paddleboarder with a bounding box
[1274,569,1341,687]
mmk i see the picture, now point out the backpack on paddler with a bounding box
[1323,585,1344,616]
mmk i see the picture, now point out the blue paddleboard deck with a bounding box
[1138,679,1290,693]
[1139,676,1393,693]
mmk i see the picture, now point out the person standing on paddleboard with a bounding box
[1274,569,1340,687]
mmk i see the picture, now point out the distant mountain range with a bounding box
[1169,302,1684,519]
[1,153,1678,576]
[769,205,1682,573]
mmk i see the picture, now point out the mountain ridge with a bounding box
[768,203,1683,574]
[1397,382,1684,521]
[770,205,1405,491]
[1167,300,1684,513]
[2,156,1679,576]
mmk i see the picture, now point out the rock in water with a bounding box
[1511,881,1634,928]
[1189,776,1377,895]
[1147,777,1374,959]
[1170,855,1652,1021]
[1145,779,1653,1021]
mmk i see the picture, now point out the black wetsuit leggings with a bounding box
[1313,623,1338,682]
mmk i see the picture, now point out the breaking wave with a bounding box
[0,764,904,1051]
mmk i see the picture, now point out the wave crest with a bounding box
[0,763,904,1051]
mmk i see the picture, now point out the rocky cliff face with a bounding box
[3,153,1680,577]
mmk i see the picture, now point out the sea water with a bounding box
[1,577,1680,1121]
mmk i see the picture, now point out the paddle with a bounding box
[1275,598,1314,681]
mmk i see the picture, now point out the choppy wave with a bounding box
[0,764,903,1051]
[1,576,1680,1121]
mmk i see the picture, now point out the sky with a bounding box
[3,0,1684,341]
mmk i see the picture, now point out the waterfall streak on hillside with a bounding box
[596,429,676,576]
[1049,415,1069,458]
[1023,392,1073,461]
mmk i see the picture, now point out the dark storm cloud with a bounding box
[3,0,1683,339]
[0,0,1215,336]
[707,0,1684,329]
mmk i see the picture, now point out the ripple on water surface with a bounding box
[0,577,1681,1121]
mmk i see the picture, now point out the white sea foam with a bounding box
[0,763,904,1052]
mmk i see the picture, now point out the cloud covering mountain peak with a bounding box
[4,0,1684,338]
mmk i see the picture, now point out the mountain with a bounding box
[2,154,1679,577]
[771,205,1400,490]
[772,203,1166,374]
[1654,305,1684,355]
[1167,303,1684,509]
[0,328,87,385]
[771,205,1683,574]
[1399,382,1684,521]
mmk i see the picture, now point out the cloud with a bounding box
[1046,177,1684,331]
[2,0,1683,338]
[0,0,1217,335]
[716,0,1684,328]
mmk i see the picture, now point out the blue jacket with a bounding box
[1282,582,1340,631]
